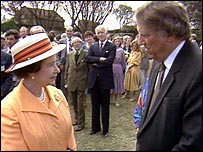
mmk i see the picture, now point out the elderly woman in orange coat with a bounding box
[122,39,143,102]
[1,33,77,151]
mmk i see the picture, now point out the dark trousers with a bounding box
[90,77,110,134]
[56,71,68,100]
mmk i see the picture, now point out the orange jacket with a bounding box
[1,80,77,151]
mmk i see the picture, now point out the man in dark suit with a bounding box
[1,51,14,100]
[135,1,202,150]
[57,25,74,99]
[2,29,21,89]
[85,25,116,138]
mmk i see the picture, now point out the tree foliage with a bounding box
[1,1,115,33]
[113,4,134,29]
[26,1,62,32]
[80,1,114,33]
[179,1,202,42]
[1,18,19,32]
[58,1,85,30]
[1,1,24,23]
[1,1,24,16]
[59,1,114,33]
[1,1,63,32]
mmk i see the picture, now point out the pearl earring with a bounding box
[31,76,35,80]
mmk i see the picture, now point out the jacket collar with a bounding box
[138,40,192,136]
[17,80,62,116]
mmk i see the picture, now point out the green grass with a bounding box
[69,95,138,151]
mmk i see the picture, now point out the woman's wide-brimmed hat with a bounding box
[6,33,65,72]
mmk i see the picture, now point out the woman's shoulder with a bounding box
[117,47,125,51]
[1,88,20,111]
[46,85,68,104]
[46,85,63,94]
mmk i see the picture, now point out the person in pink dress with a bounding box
[110,35,126,106]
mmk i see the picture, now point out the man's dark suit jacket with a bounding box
[136,40,202,150]
[85,41,116,89]
[1,51,14,100]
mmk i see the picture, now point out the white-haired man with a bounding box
[85,25,116,138]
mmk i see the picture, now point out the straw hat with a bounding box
[6,33,65,72]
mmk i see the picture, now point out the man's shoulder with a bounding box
[89,42,98,49]
[106,40,116,46]
[93,41,99,45]
[67,51,74,56]
[81,48,88,53]
[59,38,67,44]
[106,41,116,50]
[1,50,12,59]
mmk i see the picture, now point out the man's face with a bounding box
[5,34,18,49]
[136,22,169,62]
[66,29,73,38]
[72,41,82,51]
[1,38,5,49]
[19,28,28,38]
[96,28,107,42]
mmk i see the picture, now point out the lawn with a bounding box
[69,94,138,151]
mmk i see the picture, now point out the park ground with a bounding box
[69,94,138,151]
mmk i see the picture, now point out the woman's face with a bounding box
[114,39,121,47]
[126,38,132,45]
[84,35,95,45]
[33,55,60,86]
[130,42,138,51]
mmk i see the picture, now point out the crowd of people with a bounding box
[1,1,202,151]
[1,23,148,150]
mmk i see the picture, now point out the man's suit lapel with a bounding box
[138,41,189,136]
[101,41,110,55]
[70,52,76,65]
[95,41,111,55]
[146,75,174,119]
[141,63,159,123]
[76,50,85,64]
[95,42,100,55]
[138,62,175,135]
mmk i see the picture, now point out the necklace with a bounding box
[37,87,45,102]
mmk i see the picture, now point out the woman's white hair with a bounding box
[71,36,83,45]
